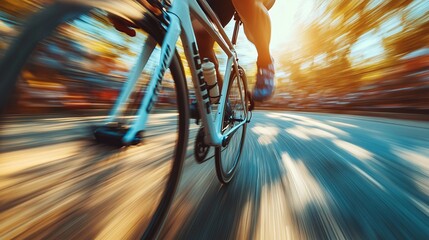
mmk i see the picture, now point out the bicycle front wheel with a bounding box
[215,66,248,184]
[0,3,188,240]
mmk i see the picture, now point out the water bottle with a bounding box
[202,58,220,104]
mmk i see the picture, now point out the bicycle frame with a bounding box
[108,0,249,146]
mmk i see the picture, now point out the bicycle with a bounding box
[0,0,253,239]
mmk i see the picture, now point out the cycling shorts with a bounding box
[207,0,235,27]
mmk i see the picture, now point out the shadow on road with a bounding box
[165,112,429,239]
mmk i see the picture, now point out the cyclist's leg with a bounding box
[232,0,274,67]
[194,0,235,89]
[194,22,223,86]
[233,0,276,101]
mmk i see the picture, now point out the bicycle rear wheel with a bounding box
[215,66,248,184]
[0,3,188,240]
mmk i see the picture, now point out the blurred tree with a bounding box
[281,0,417,94]
[1,1,136,64]
[0,0,53,18]
[384,14,429,60]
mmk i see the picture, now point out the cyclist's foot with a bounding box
[107,14,138,37]
[252,59,275,102]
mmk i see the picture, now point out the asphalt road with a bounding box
[1,110,428,239]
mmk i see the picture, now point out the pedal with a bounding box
[94,125,143,147]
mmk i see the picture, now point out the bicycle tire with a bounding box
[0,3,188,240]
[215,66,248,184]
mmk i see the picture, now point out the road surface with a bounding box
[1,110,428,239]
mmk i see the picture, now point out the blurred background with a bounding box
[265,0,429,114]
[0,0,428,115]
[1,1,428,239]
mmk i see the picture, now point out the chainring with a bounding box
[194,127,210,163]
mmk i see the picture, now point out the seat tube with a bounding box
[172,1,227,146]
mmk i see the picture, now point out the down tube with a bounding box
[107,36,157,123]
[123,14,181,144]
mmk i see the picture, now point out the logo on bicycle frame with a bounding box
[146,45,172,113]
[192,42,211,114]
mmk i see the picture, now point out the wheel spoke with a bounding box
[215,67,248,183]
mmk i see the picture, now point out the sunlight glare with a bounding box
[270,0,312,51]
[251,124,280,145]
[282,152,327,211]
[333,140,373,161]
